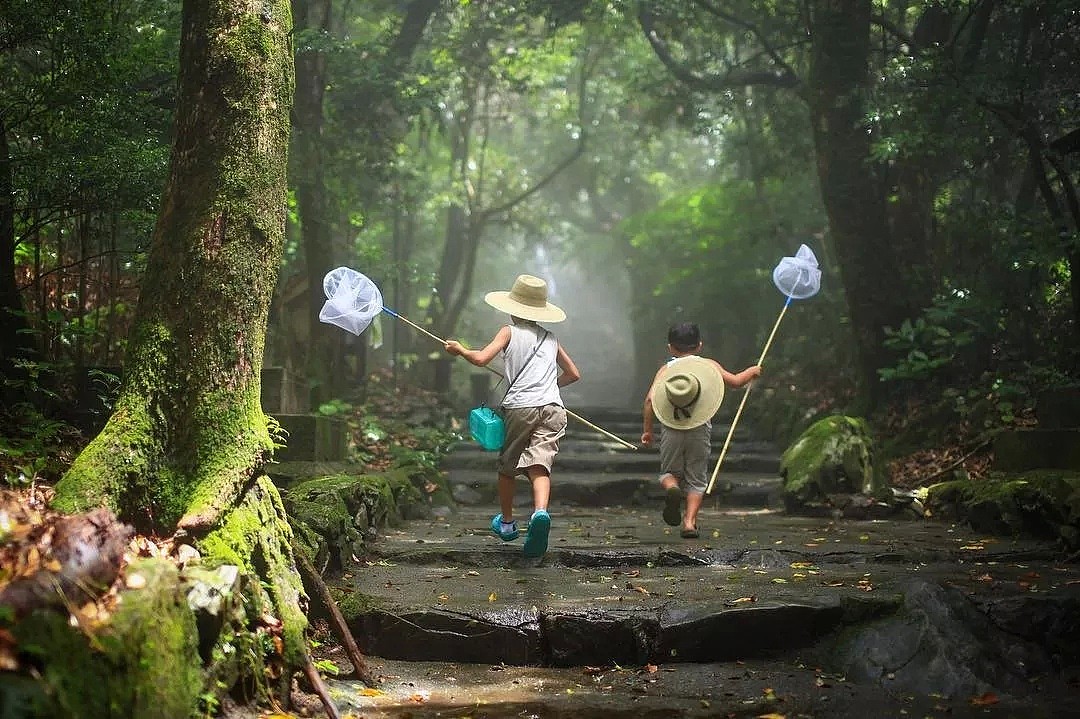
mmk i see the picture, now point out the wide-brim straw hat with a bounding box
[484,274,566,323]
[650,356,725,430]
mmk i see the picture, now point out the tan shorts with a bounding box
[497,404,567,477]
[659,422,711,494]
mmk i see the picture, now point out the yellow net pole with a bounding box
[705,300,790,495]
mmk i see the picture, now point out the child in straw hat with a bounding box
[445,274,581,558]
[641,322,761,538]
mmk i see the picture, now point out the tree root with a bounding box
[294,541,378,686]
[302,654,342,719]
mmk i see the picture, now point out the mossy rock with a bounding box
[5,558,203,719]
[780,415,884,510]
[926,470,1080,548]
[283,470,425,567]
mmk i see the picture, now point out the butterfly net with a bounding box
[772,244,821,300]
[319,267,383,335]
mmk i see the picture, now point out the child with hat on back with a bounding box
[641,322,761,538]
[445,274,581,558]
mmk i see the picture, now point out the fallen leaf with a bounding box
[728,595,757,605]
[643,664,659,674]
[970,692,999,706]
[488,592,497,602]
[762,687,778,701]
[358,687,384,697]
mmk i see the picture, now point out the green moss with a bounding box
[927,471,1080,546]
[10,558,203,719]
[780,415,883,506]
[330,586,385,624]
[198,476,308,667]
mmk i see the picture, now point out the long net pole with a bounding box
[705,298,791,495]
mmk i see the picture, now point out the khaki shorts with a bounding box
[498,404,567,477]
[658,422,711,494]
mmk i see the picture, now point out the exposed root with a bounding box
[294,542,378,686]
[302,654,342,719]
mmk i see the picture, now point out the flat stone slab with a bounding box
[309,655,1080,719]
[333,507,1079,671]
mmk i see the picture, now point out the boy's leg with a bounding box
[661,473,683,526]
[520,405,565,558]
[490,471,521,541]
[524,465,552,558]
[498,472,517,520]
[680,424,711,537]
[658,427,685,526]
[683,491,704,535]
[526,465,550,511]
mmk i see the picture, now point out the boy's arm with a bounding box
[555,343,581,387]
[641,366,664,445]
[445,326,511,367]
[713,359,762,388]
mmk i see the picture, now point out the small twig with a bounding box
[302,655,342,719]
[910,440,991,487]
[294,545,378,686]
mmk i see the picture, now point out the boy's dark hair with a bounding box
[668,322,701,351]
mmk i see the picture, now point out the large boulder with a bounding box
[780,415,884,511]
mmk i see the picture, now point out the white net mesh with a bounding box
[772,244,821,300]
[318,267,384,336]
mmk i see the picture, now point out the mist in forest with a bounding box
[462,244,637,409]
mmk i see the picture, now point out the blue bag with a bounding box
[468,405,504,451]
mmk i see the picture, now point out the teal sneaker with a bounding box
[523,510,551,558]
[490,513,519,541]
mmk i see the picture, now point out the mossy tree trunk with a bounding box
[48,0,310,697]
[54,0,294,534]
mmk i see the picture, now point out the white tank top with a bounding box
[500,323,562,409]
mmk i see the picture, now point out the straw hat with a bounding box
[650,356,725,430]
[484,274,566,323]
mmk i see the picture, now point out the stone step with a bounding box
[447,469,782,508]
[557,436,779,456]
[337,507,1078,670]
[442,448,781,474]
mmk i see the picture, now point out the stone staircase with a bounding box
[319,407,1080,718]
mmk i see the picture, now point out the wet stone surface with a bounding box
[317,412,1080,718]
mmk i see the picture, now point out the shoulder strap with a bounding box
[501,329,550,404]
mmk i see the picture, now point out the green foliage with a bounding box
[878,296,979,382]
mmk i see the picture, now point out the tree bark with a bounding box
[0,118,34,378]
[292,0,346,406]
[807,0,912,396]
[54,0,295,535]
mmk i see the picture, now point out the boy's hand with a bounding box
[640,430,653,446]
[444,340,465,356]
[747,365,763,380]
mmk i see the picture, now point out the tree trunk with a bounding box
[808,0,912,397]
[292,0,347,406]
[0,119,34,379]
[54,0,295,536]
